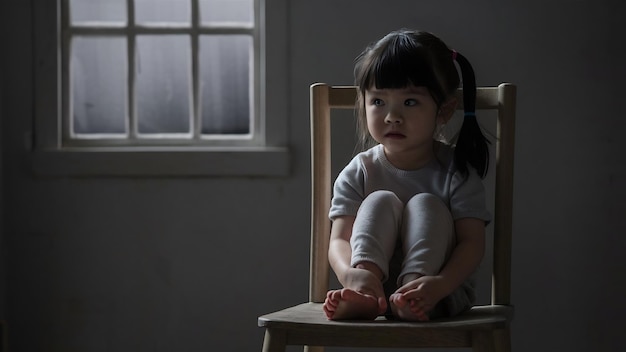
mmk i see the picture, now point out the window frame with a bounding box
[32,0,289,177]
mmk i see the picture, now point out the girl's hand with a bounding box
[395,275,450,316]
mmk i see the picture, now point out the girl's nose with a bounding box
[384,111,402,124]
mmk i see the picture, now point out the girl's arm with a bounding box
[438,217,486,293]
[328,216,385,297]
[327,216,356,286]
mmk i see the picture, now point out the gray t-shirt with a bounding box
[329,143,491,223]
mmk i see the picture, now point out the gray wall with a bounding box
[2,0,626,351]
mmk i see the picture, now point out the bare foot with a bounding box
[323,288,382,320]
[389,293,429,321]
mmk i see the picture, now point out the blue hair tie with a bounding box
[464,111,476,118]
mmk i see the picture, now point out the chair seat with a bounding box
[258,303,514,348]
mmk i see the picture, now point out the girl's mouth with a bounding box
[385,132,406,139]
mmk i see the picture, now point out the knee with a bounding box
[359,190,403,217]
[407,193,447,211]
[365,190,402,206]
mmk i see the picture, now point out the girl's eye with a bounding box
[404,99,418,106]
[372,98,384,106]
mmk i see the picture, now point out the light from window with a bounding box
[71,36,128,135]
[64,0,257,146]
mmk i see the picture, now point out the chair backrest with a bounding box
[309,83,516,306]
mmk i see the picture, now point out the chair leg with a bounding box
[472,330,496,352]
[494,328,511,352]
[262,329,287,352]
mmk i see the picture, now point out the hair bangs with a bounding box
[356,33,444,105]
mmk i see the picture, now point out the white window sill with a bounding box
[29,147,290,177]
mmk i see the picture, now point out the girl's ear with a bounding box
[437,97,459,123]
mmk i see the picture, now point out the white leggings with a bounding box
[350,190,455,286]
[350,190,474,317]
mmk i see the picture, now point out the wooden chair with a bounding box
[258,83,517,352]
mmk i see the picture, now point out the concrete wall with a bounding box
[1,0,625,351]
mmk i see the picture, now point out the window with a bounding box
[32,0,289,176]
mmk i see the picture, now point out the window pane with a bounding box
[200,0,253,24]
[71,37,127,135]
[135,0,190,24]
[69,0,126,23]
[136,35,192,134]
[200,35,251,135]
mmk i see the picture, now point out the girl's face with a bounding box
[364,85,444,169]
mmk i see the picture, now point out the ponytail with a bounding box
[452,51,490,178]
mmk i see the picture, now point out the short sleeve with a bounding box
[329,157,366,220]
[449,167,492,223]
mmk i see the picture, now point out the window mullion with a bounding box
[253,0,261,144]
[61,0,71,146]
[191,0,200,141]
[127,0,137,141]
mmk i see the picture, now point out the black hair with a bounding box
[452,51,490,177]
[353,29,489,178]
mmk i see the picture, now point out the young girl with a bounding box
[323,29,491,322]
